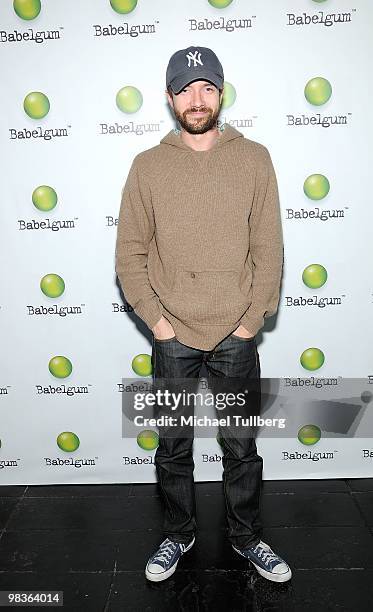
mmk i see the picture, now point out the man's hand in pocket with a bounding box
[152,316,176,340]
[231,324,255,339]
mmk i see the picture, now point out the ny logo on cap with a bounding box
[186,50,203,68]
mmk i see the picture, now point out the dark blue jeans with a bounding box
[151,332,263,549]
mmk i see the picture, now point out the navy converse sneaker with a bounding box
[145,537,195,582]
[232,540,292,583]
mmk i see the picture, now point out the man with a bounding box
[115,46,291,584]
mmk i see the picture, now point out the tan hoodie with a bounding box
[115,123,283,351]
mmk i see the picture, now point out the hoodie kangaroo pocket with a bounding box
[163,268,249,326]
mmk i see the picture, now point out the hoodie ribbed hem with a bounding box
[163,313,239,351]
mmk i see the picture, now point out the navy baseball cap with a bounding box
[166,46,224,94]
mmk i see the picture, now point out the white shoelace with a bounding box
[252,544,279,566]
[153,540,178,564]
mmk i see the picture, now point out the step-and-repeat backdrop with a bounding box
[1,0,372,485]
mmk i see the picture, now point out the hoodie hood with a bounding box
[160,123,244,152]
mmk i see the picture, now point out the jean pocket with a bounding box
[154,335,177,343]
[230,333,256,343]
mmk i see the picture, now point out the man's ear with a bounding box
[166,89,174,109]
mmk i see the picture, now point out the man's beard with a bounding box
[174,103,221,134]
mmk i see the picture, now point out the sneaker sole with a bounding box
[145,537,195,583]
[232,545,292,583]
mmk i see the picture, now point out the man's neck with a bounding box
[180,125,221,152]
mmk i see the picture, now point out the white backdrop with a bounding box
[1,0,372,485]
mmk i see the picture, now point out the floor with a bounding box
[0,478,372,611]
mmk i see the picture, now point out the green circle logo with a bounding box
[298,424,321,446]
[14,0,41,20]
[300,348,325,371]
[57,432,80,452]
[361,391,373,404]
[137,429,159,451]
[32,185,58,211]
[302,264,327,289]
[132,354,152,377]
[110,0,137,14]
[221,82,236,110]
[116,86,143,114]
[303,174,330,201]
[49,356,73,379]
[304,77,332,106]
[208,0,234,8]
[312,0,328,3]
[40,274,65,298]
[24,91,50,119]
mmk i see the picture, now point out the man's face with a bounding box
[166,80,224,134]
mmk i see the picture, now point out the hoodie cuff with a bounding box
[135,297,164,331]
[238,311,264,338]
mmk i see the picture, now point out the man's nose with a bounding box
[191,90,203,107]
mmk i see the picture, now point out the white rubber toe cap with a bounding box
[273,562,291,575]
[146,562,164,575]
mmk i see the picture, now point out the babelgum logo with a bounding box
[304,77,332,106]
[298,424,321,446]
[49,356,73,379]
[208,0,234,8]
[23,92,50,119]
[40,274,65,298]
[300,348,325,371]
[57,432,80,452]
[116,86,143,113]
[302,264,327,289]
[110,0,137,14]
[32,185,58,211]
[137,429,159,450]
[303,174,330,200]
[132,354,152,376]
[222,82,236,110]
[13,0,41,20]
